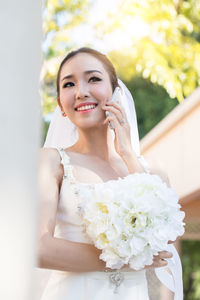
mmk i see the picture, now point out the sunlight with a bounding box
[121,16,150,41]
[89,0,121,25]
[102,16,150,51]
[69,5,150,53]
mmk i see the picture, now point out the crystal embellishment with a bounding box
[74,187,79,195]
[109,271,124,294]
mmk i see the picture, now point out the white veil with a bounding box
[43,79,183,300]
[44,79,141,155]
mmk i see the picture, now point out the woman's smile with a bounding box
[75,102,98,113]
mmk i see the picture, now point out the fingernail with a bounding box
[105,111,109,117]
[109,122,114,129]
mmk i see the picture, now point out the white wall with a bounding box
[0,1,41,299]
[141,89,200,199]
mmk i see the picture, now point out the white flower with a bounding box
[78,173,185,270]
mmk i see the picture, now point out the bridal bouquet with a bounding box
[78,173,185,270]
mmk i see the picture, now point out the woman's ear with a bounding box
[57,98,66,117]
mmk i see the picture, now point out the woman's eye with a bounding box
[89,76,101,82]
[63,82,74,88]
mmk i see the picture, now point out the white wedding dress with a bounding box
[39,78,183,299]
[38,148,151,300]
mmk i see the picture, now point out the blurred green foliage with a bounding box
[123,77,179,139]
[42,0,90,58]
[107,0,200,101]
[41,0,200,115]
[182,240,200,300]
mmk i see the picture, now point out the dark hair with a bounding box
[56,47,119,100]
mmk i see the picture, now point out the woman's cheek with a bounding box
[92,86,112,104]
[60,90,73,107]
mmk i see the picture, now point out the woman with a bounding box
[38,47,183,299]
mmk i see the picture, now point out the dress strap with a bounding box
[57,148,76,183]
[137,155,150,173]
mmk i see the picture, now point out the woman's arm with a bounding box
[121,150,171,186]
[121,150,145,174]
[39,233,105,272]
[37,148,105,272]
[102,98,170,184]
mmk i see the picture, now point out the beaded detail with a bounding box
[58,148,76,184]
[58,148,82,200]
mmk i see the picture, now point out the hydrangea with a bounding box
[78,173,185,270]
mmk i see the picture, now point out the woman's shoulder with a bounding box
[39,147,63,177]
[40,147,61,162]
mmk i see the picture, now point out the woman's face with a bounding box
[58,53,113,129]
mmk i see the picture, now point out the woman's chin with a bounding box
[76,120,106,130]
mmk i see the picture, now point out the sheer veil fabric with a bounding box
[43,79,183,300]
[44,79,140,155]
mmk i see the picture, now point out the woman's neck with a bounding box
[69,127,116,162]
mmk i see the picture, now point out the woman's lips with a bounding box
[77,106,96,114]
[75,104,97,113]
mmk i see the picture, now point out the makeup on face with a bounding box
[59,53,113,124]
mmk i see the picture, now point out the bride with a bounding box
[38,47,183,299]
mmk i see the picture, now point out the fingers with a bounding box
[102,101,128,125]
[168,239,176,244]
[145,258,168,269]
[153,259,168,268]
[150,251,173,268]
[158,251,173,259]
[102,106,123,125]
[103,100,126,117]
[145,251,173,269]
[103,114,118,131]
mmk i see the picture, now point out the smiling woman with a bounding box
[37,47,184,300]
[58,55,113,130]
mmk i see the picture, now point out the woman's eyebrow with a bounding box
[85,70,103,75]
[61,70,103,81]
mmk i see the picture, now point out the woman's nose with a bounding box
[75,83,89,99]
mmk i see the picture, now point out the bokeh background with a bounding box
[41,1,200,299]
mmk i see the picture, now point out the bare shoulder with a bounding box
[39,147,63,181]
[40,147,60,162]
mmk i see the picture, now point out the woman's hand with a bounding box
[145,251,173,269]
[102,100,132,157]
[102,100,145,173]
[118,250,173,272]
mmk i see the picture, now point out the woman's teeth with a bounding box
[76,104,97,111]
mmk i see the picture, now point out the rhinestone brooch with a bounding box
[109,271,124,294]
